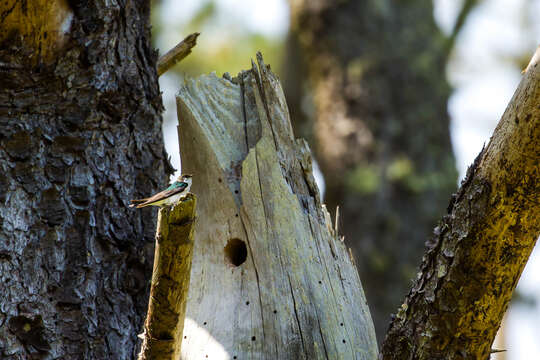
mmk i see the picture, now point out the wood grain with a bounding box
[176,54,378,359]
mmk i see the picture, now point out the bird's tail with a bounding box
[129,199,147,208]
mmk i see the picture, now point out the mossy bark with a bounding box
[0,0,72,65]
[380,47,540,359]
[138,194,196,360]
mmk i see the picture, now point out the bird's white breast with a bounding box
[164,184,191,205]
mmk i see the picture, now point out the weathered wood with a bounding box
[138,194,196,360]
[176,54,378,359]
[380,47,540,359]
[157,33,199,76]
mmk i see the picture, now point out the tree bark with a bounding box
[285,0,458,340]
[138,194,196,360]
[380,47,540,359]
[176,54,378,359]
[0,1,170,358]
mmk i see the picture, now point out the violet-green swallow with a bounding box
[130,174,192,208]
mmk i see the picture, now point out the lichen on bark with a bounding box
[138,194,196,360]
[380,47,540,359]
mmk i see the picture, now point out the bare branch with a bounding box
[444,0,479,57]
[157,33,199,76]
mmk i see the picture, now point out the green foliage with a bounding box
[346,164,380,194]
[346,156,458,195]
[386,156,413,181]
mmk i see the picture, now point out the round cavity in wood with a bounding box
[224,238,247,267]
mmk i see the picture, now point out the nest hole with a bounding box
[224,238,247,266]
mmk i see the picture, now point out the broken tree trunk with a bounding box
[138,194,196,360]
[380,46,540,359]
[176,54,378,359]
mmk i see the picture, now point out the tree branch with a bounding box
[380,47,540,359]
[138,194,197,360]
[444,0,478,57]
[157,33,199,76]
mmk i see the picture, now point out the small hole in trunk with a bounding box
[224,238,247,266]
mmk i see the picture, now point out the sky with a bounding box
[156,1,540,358]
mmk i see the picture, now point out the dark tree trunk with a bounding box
[286,0,458,340]
[0,1,170,358]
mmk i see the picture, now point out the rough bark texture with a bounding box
[286,0,458,340]
[380,47,540,360]
[176,54,378,359]
[138,194,196,360]
[0,1,170,358]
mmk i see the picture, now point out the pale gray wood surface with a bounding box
[176,54,377,359]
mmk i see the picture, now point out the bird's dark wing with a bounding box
[129,182,188,208]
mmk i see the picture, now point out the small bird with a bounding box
[130,174,193,208]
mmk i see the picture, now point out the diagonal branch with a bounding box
[380,47,540,359]
[157,32,200,76]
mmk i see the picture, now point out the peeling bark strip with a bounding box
[380,48,540,359]
[176,54,378,359]
[138,194,196,360]
[0,0,170,358]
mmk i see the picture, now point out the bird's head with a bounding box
[180,174,193,185]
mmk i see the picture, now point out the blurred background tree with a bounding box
[285,0,458,341]
[151,0,540,356]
